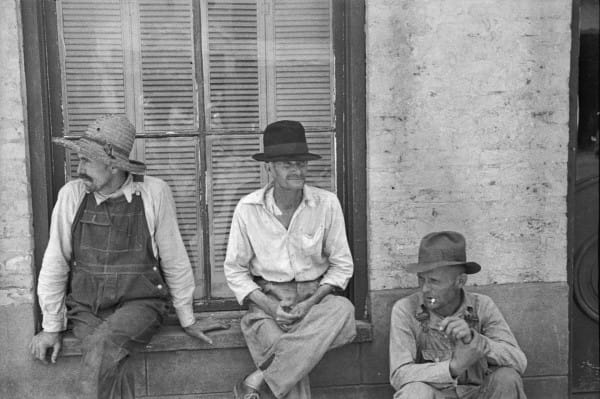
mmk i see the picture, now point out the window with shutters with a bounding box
[48,0,366,312]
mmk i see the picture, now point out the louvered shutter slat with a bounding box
[59,0,126,141]
[273,0,333,128]
[139,0,196,133]
[205,0,260,131]
[206,134,265,297]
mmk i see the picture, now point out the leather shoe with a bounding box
[233,378,261,399]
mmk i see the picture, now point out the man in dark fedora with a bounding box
[389,231,527,399]
[29,115,228,398]
[224,120,356,398]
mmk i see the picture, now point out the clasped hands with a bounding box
[272,299,313,331]
[438,316,488,377]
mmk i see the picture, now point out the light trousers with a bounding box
[241,292,356,399]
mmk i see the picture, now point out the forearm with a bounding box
[246,289,279,316]
[391,361,455,390]
[305,283,334,306]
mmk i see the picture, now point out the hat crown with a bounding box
[252,120,321,162]
[418,231,467,264]
[84,115,136,156]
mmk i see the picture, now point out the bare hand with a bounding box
[449,332,488,377]
[30,331,62,364]
[275,300,298,331]
[439,316,472,344]
[183,317,230,345]
[288,299,315,321]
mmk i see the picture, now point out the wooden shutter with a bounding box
[206,135,266,297]
[136,0,197,132]
[203,0,263,131]
[270,0,334,128]
[58,0,129,179]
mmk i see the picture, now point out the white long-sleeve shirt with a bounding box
[224,184,354,304]
[38,174,196,332]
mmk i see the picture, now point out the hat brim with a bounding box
[53,137,146,175]
[405,261,481,274]
[252,152,322,162]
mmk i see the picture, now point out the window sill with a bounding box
[59,315,372,357]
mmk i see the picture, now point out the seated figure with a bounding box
[389,231,528,399]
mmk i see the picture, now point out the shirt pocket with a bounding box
[299,224,325,256]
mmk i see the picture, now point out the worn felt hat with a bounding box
[53,115,146,174]
[405,231,481,274]
[252,120,321,162]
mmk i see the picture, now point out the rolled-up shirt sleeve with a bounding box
[38,183,81,332]
[389,300,455,390]
[319,196,354,290]
[223,203,261,304]
[151,181,196,328]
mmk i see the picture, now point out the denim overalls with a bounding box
[66,190,170,399]
[415,298,488,396]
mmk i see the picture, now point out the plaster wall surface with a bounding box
[0,0,33,305]
[365,0,572,289]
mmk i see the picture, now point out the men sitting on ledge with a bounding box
[390,231,527,399]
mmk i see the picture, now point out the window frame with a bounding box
[22,0,367,322]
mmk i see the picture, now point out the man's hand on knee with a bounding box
[183,317,230,345]
[30,331,62,364]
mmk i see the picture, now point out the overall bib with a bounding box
[66,191,169,399]
[400,299,527,399]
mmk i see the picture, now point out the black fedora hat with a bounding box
[405,231,481,274]
[252,120,321,162]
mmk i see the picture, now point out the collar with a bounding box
[91,173,135,204]
[240,183,320,209]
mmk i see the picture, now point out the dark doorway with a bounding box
[570,0,599,397]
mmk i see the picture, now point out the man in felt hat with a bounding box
[389,231,528,399]
[224,120,356,398]
[29,115,228,398]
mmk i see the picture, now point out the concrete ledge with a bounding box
[60,317,373,356]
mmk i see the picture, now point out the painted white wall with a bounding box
[366,0,571,289]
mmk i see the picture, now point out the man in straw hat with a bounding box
[29,115,228,398]
[224,120,356,398]
[389,231,527,398]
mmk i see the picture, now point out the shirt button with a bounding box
[157,284,163,290]
[153,266,158,272]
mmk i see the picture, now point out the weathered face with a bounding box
[77,154,116,194]
[268,160,308,191]
[417,266,466,315]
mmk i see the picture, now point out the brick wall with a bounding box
[0,0,33,305]
[365,0,572,289]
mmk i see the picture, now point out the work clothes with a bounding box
[67,191,169,398]
[224,184,353,304]
[38,175,195,331]
[390,291,527,398]
[241,280,356,399]
[225,183,356,398]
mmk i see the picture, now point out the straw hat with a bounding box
[53,115,146,174]
[252,120,321,162]
[405,231,481,274]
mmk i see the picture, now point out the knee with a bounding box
[326,295,355,319]
[486,367,523,391]
[395,382,437,399]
